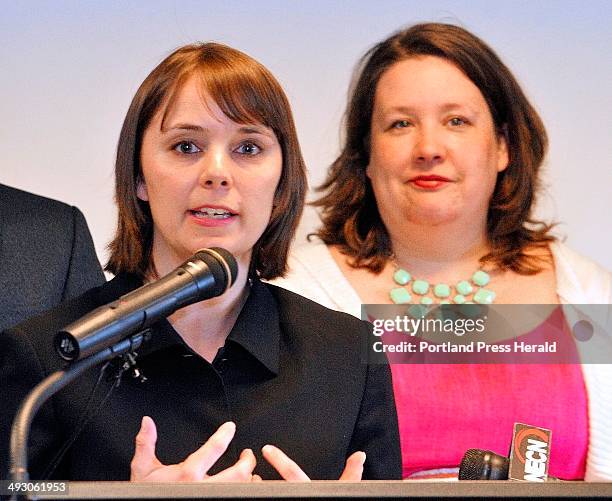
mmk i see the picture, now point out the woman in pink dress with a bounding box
[273,23,612,480]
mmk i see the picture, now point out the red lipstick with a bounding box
[409,175,451,190]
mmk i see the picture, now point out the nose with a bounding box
[413,125,445,165]
[199,149,232,190]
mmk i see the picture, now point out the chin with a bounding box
[406,206,461,226]
[190,235,234,251]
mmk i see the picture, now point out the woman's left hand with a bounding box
[261,444,366,481]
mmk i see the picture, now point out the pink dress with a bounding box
[389,307,588,479]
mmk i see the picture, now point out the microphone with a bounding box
[459,449,509,480]
[459,422,554,482]
[55,248,238,361]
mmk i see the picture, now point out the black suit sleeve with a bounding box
[0,327,65,480]
[60,206,105,302]
[349,321,402,480]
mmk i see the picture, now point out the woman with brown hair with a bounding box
[273,23,612,480]
[0,42,401,482]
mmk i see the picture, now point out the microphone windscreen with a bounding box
[459,449,509,480]
[193,248,238,296]
[207,247,238,285]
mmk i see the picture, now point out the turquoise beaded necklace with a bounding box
[389,264,496,305]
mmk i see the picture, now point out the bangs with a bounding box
[158,49,285,133]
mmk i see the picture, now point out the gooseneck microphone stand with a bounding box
[8,330,149,501]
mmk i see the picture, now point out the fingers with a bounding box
[181,421,236,478]
[208,448,257,482]
[130,416,162,480]
[261,444,310,482]
[339,451,366,481]
[131,420,362,483]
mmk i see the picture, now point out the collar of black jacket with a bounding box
[96,273,280,375]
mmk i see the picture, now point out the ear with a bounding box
[136,178,149,201]
[496,129,509,173]
[365,164,372,179]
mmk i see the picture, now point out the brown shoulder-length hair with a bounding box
[315,23,555,274]
[106,42,306,280]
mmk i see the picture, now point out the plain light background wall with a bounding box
[1,0,611,270]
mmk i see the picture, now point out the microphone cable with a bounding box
[40,352,140,479]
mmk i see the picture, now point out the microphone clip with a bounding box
[122,352,148,384]
[106,329,152,386]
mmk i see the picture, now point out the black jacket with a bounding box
[0,274,401,481]
[0,183,104,331]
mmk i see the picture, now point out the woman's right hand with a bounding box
[130,416,258,482]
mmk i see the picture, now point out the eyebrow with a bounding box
[237,125,273,136]
[161,123,273,136]
[162,123,205,132]
[380,103,481,116]
[439,103,481,115]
